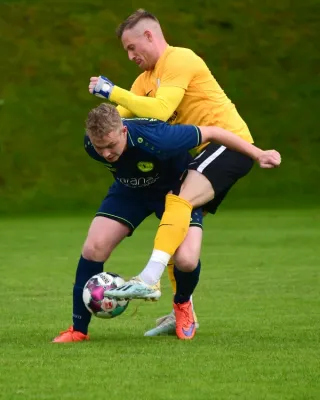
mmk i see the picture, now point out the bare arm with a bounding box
[199,126,281,168]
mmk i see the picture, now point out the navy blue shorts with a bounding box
[96,182,203,236]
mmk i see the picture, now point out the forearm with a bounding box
[110,86,184,122]
[199,126,263,160]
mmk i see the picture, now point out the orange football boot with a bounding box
[174,301,196,340]
[52,326,89,343]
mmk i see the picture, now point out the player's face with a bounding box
[121,29,157,71]
[90,126,127,163]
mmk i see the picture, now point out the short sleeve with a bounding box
[126,120,201,159]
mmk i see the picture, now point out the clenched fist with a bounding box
[256,150,281,168]
[88,76,114,99]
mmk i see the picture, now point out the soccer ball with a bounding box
[82,272,129,319]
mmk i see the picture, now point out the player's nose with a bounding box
[102,149,111,159]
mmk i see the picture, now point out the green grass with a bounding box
[0,209,320,400]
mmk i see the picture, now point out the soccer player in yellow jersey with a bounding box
[89,9,281,336]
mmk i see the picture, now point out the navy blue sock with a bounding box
[174,260,201,304]
[73,255,104,334]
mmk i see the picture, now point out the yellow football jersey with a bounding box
[130,46,253,145]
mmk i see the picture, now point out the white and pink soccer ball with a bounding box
[82,272,129,318]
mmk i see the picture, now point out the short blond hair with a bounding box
[116,9,159,38]
[86,103,122,138]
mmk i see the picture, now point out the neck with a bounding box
[152,41,168,68]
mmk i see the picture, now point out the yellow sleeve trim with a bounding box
[110,85,185,122]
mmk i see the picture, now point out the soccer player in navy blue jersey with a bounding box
[53,103,280,342]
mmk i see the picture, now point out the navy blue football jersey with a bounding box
[84,118,202,191]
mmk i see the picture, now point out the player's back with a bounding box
[136,46,253,143]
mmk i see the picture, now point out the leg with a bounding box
[144,259,177,336]
[154,211,202,329]
[173,226,202,340]
[178,169,215,207]
[106,203,202,302]
[53,185,151,342]
[143,146,253,335]
[143,213,203,337]
[150,169,213,263]
[155,251,200,332]
[166,258,176,293]
[72,216,130,334]
[147,144,254,269]
[52,216,130,343]
[174,225,202,272]
[173,225,202,307]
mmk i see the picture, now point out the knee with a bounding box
[82,238,111,262]
[174,252,198,272]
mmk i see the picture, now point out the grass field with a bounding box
[0,209,319,400]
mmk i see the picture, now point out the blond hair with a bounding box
[86,103,122,138]
[116,9,159,38]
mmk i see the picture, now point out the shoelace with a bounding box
[176,304,193,326]
[60,327,73,335]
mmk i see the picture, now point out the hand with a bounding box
[89,76,114,99]
[256,150,281,168]
[88,77,99,94]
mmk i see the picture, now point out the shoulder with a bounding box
[167,46,199,61]
[133,71,150,84]
[165,46,205,69]
[136,71,148,80]
[122,117,160,127]
[123,118,164,139]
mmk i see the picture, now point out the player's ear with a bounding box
[144,30,153,42]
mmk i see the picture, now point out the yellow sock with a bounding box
[154,194,192,256]
[167,259,176,294]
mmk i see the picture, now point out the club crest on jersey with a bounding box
[137,161,154,172]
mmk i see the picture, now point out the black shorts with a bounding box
[188,143,254,214]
